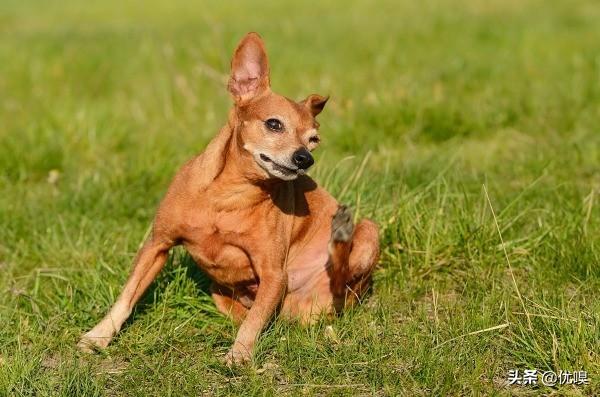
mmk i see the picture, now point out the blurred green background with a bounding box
[0,0,598,395]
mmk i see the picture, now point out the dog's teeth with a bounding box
[297,169,305,175]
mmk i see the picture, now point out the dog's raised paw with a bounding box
[331,205,354,243]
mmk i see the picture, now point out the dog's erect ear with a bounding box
[301,94,329,117]
[228,32,270,104]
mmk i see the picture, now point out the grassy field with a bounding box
[1,0,599,395]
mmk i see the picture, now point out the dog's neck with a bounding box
[208,112,293,212]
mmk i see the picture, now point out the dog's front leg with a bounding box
[226,267,286,365]
[77,236,173,352]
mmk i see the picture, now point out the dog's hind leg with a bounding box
[329,206,379,307]
[344,218,379,305]
[78,236,173,352]
[329,205,354,297]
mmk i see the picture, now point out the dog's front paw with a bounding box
[77,330,112,353]
[331,205,354,243]
[223,346,252,366]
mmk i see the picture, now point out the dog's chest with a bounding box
[180,207,270,286]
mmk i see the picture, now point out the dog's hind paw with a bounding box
[331,205,354,243]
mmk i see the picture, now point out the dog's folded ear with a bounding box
[301,94,329,117]
[228,32,271,104]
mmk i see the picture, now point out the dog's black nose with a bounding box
[292,148,314,170]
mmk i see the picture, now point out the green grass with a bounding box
[1,0,599,395]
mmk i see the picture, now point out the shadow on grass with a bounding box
[122,249,213,328]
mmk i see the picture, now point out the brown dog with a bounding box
[78,32,379,364]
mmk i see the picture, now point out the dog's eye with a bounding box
[265,118,284,132]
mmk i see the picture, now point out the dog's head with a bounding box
[227,32,328,181]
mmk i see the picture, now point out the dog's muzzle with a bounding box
[292,148,314,170]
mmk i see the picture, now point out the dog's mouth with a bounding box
[258,153,305,180]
